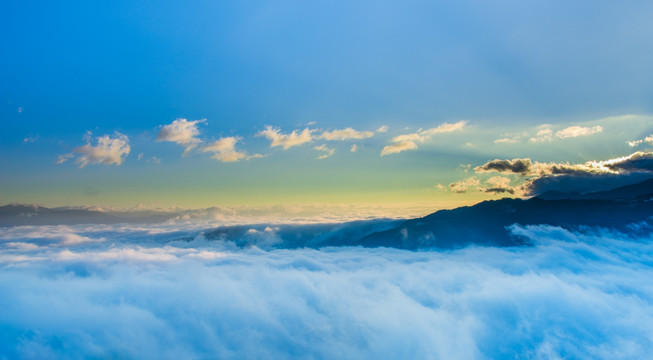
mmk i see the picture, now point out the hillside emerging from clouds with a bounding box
[3,177,652,251]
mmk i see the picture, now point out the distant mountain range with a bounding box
[204,178,653,249]
[0,204,173,226]
[536,178,653,201]
[3,178,652,250]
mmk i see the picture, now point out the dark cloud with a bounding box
[604,152,653,172]
[474,158,532,174]
[471,152,653,197]
[526,151,653,196]
[484,187,515,194]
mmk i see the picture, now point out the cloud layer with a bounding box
[1,223,652,358]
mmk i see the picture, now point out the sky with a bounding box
[2,0,653,214]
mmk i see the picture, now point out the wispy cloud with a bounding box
[23,135,39,143]
[449,176,480,193]
[156,118,205,155]
[494,138,520,144]
[257,126,314,150]
[381,121,467,156]
[380,140,418,156]
[318,128,375,141]
[258,125,386,148]
[314,144,335,159]
[59,132,131,168]
[528,127,553,143]
[56,154,74,164]
[481,176,515,194]
[555,125,603,139]
[627,134,653,147]
[202,137,261,162]
[520,124,604,143]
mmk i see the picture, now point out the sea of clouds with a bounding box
[1,222,652,359]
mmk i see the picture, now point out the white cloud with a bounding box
[314,144,335,159]
[156,118,206,155]
[376,125,389,133]
[627,135,653,147]
[480,176,520,195]
[59,132,131,168]
[257,126,314,150]
[420,120,467,136]
[318,128,375,141]
[202,137,261,162]
[494,138,520,144]
[350,144,358,153]
[56,153,74,164]
[529,128,553,143]
[381,121,467,156]
[380,140,418,156]
[449,176,480,193]
[555,125,603,139]
[485,176,512,188]
[23,135,38,143]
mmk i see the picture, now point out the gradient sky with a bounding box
[2,0,653,213]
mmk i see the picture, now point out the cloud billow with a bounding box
[157,118,206,155]
[474,158,532,175]
[202,137,262,163]
[257,126,315,150]
[469,151,653,196]
[58,132,131,168]
[1,224,653,359]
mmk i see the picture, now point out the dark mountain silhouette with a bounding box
[356,178,653,249]
[202,219,403,249]
[356,197,652,249]
[536,177,653,200]
[3,179,652,250]
[0,204,172,226]
[204,178,653,249]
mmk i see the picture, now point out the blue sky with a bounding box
[1,0,653,212]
